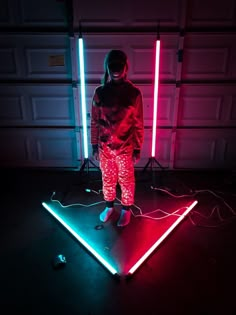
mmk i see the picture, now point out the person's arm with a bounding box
[133,92,144,162]
[91,91,100,160]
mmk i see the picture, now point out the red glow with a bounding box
[127,200,198,275]
[42,193,198,277]
[151,40,160,157]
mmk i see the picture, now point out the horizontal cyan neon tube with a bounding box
[127,200,198,275]
[42,202,118,276]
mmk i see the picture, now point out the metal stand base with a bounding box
[142,157,165,186]
[142,157,164,172]
[79,158,100,173]
[57,158,100,204]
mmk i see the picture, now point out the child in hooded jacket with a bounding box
[90,49,144,227]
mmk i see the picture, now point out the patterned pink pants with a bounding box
[99,146,135,206]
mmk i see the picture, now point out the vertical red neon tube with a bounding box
[151,39,160,157]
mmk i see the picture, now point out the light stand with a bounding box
[77,23,100,174]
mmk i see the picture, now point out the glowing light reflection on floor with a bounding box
[127,200,198,275]
[42,202,118,276]
[42,199,198,277]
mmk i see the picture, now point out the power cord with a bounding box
[50,190,121,208]
[84,188,187,220]
[50,184,236,228]
[151,186,236,228]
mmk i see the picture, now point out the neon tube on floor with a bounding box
[127,200,198,276]
[42,202,118,276]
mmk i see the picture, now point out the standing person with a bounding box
[90,49,144,227]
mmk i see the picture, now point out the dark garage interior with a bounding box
[0,0,236,314]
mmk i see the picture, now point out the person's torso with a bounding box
[95,80,140,150]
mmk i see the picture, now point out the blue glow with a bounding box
[78,37,89,159]
[42,202,118,275]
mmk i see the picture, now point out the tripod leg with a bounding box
[79,158,100,173]
[153,158,164,170]
[142,157,152,172]
[89,159,100,170]
[151,168,156,186]
[79,159,88,173]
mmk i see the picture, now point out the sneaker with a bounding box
[99,207,114,223]
[117,209,131,227]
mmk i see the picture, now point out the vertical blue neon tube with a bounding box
[78,36,89,159]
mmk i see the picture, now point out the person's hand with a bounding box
[93,151,100,161]
[92,144,99,161]
[133,150,140,164]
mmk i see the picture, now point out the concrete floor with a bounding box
[1,168,236,315]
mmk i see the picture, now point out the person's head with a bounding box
[102,49,129,84]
